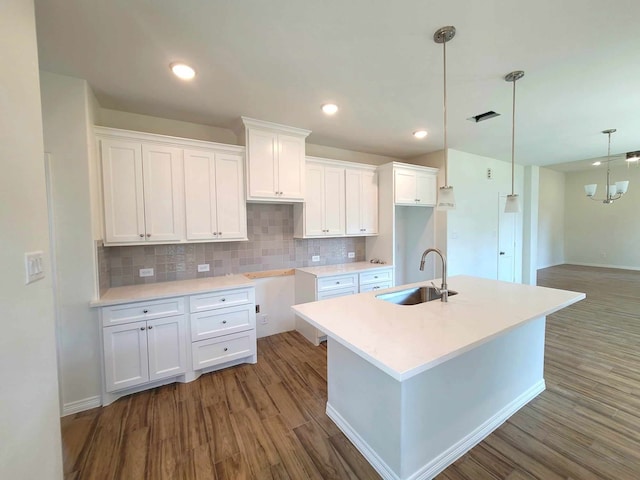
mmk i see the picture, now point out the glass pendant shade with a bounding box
[584,184,597,197]
[437,186,456,210]
[608,185,618,196]
[616,180,629,195]
[504,194,520,213]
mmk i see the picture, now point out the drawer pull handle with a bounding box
[147,326,153,329]
[143,309,149,313]
[139,233,144,238]
[373,286,380,289]
[374,276,378,279]
[140,327,146,331]
[223,347,228,352]
[222,320,227,324]
[146,233,151,237]
[221,298,226,302]
[336,281,340,284]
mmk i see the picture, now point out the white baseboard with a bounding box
[62,395,102,417]
[327,379,546,480]
[536,261,565,269]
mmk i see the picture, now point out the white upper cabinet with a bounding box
[101,138,146,243]
[296,161,345,237]
[346,167,378,235]
[141,144,184,242]
[242,117,311,202]
[394,166,438,206]
[184,149,246,242]
[97,127,245,246]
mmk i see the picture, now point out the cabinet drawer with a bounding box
[360,282,392,293]
[102,297,185,327]
[189,288,254,313]
[190,304,254,342]
[317,274,358,292]
[192,330,256,370]
[317,286,358,300]
[360,269,392,285]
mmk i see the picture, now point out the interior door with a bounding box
[498,194,516,282]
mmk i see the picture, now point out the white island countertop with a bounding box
[292,275,584,381]
[92,274,254,307]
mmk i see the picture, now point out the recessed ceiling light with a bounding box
[321,103,338,115]
[592,161,601,166]
[413,130,428,139]
[170,62,196,80]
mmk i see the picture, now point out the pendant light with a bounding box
[584,129,629,204]
[434,26,456,210]
[504,70,524,213]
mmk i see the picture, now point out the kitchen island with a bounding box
[292,275,584,480]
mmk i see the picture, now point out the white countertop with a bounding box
[296,261,392,277]
[92,274,254,307]
[291,275,585,381]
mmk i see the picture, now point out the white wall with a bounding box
[446,149,524,281]
[564,164,640,269]
[0,1,63,478]
[40,72,102,414]
[537,167,565,268]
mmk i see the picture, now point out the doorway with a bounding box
[498,194,516,282]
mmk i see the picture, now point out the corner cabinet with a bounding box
[241,117,311,202]
[96,127,247,246]
[394,166,438,206]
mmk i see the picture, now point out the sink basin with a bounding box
[376,286,458,305]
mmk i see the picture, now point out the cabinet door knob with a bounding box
[139,234,144,238]
[336,281,340,284]
[147,325,153,329]
[222,320,227,324]
[223,347,228,352]
[213,232,217,236]
[143,309,148,313]
[221,298,226,302]
[146,233,151,237]
[374,276,378,279]
[140,327,146,331]
[218,232,222,235]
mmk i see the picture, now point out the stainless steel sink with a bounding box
[376,286,458,305]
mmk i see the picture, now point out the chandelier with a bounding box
[584,129,629,204]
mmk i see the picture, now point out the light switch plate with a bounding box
[312,255,320,262]
[197,264,210,272]
[25,251,45,284]
[139,268,154,277]
[348,252,355,258]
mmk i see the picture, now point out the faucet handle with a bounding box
[430,281,442,295]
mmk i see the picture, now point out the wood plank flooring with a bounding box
[62,265,640,479]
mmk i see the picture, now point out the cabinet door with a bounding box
[214,153,247,240]
[345,169,362,235]
[395,169,418,205]
[416,171,437,206]
[103,321,149,392]
[304,163,325,236]
[184,149,216,241]
[277,134,305,200]
[142,144,184,242]
[101,139,145,243]
[361,170,378,234]
[323,166,345,235]
[146,316,187,381]
[246,129,278,199]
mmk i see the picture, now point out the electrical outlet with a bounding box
[139,268,154,277]
[312,255,320,262]
[197,263,210,272]
[348,252,355,259]
[256,304,260,313]
[259,314,269,325]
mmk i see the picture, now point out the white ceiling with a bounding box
[34,0,640,168]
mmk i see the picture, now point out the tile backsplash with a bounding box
[102,204,366,288]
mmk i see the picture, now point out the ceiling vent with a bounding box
[467,111,500,123]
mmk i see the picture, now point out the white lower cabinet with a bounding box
[294,265,394,345]
[100,285,256,404]
[189,287,257,371]
[102,311,187,393]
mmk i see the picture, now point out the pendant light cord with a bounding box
[606,131,611,199]
[443,37,449,186]
[511,77,516,195]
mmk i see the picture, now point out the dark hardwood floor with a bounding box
[62,265,640,479]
